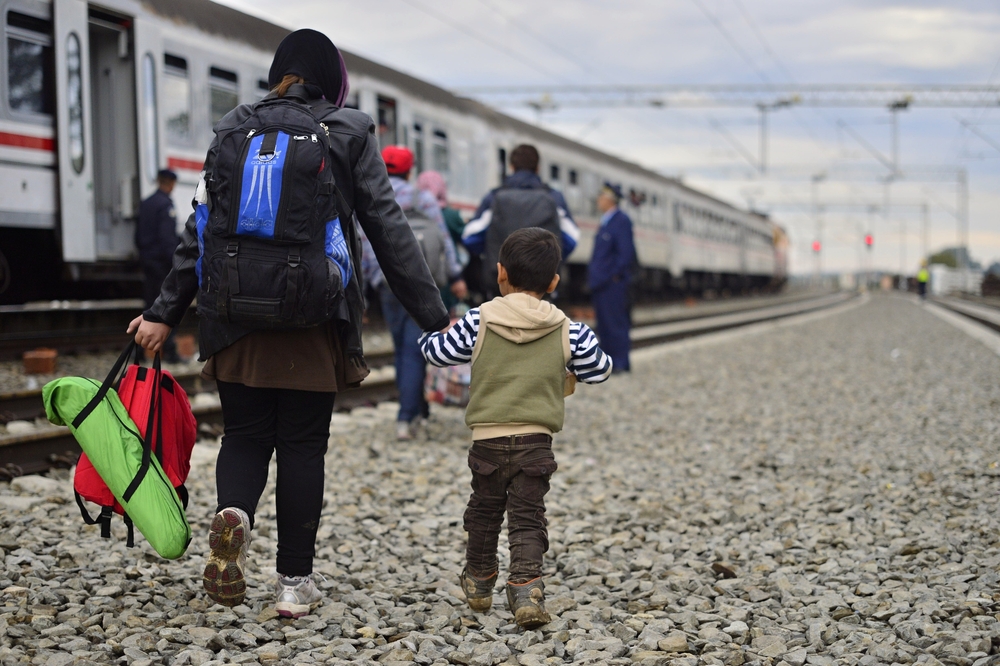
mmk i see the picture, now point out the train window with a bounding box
[568,169,577,186]
[432,129,448,173]
[412,122,424,174]
[257,78,269,97]
[65,32,84,173]
[209,66,238,126]
[550,164,560,182]
[377,95,396,146]
[651,194,658,206]
[163,53,190,143]
[343,92,358,110]
[6,11,54,115]
[141,53,159,182]
[498,147,507,182]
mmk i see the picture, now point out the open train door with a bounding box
[53,0,96,262]
[133,18,163,204]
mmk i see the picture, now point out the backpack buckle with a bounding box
[288,252,301,268]
[227,242,239,258]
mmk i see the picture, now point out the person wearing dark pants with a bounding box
[421,228,613,628]
[213,381,335,576]
[380,286,430,426]
[128,30,449,618]
[588,183,636,373]
[135,169,180,362]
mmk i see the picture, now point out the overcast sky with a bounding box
[219,0,1000,275]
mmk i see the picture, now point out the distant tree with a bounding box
[928,250,957,268]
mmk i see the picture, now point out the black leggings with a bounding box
[215,381,335,576]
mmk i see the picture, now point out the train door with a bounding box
[53,0,140,263]
[53,0,95,261]
[87,8,137,260]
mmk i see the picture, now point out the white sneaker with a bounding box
[203,507,251,607]
[395,421,412,441]
[275,574,323,618]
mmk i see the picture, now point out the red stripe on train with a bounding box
[167,157,205,172]
[0,131,54,151]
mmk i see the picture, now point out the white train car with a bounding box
[0,0,786,303]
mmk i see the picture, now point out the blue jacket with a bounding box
[588,208,636,292]
[136,189,179,266]
[462,170,579,258]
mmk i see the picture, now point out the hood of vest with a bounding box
[480,293,567,344]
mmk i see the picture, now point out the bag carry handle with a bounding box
[71,339,137,429]
[122,352,162,504]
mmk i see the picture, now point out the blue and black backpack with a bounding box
[197,94,353,328]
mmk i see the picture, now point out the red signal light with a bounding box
[812,240,821,253]
[864,234,873,246]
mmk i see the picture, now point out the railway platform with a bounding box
[1,294,999,666]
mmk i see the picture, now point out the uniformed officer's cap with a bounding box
[157,169,178,181]
[601,182,623,202]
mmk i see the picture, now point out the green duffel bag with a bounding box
[43,344,191,559]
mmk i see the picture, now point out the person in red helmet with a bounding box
[372,145,467,440]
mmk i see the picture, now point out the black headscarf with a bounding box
[268,29,350,106]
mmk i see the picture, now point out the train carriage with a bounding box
[0,0,786,304]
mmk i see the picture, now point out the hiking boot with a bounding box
[506,578,551,629]
[275,574,323,618]
[458,568,497,612]
[203,507,251,607]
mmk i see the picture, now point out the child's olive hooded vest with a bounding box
[466,293,571,439]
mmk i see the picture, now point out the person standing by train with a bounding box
[127,30,449,618]
[135,169,181,363]
[462,144,579,300]
[589,183,636,373]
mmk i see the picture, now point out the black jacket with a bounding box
[136,189,179,267]
[145,84,448,365]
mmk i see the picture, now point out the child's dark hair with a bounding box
[498,227,561,294]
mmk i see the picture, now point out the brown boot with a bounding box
[458,568,497,612]
[506,577,551,629]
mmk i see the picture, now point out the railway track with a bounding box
[0,291,852,478]
[929,295,1000,334]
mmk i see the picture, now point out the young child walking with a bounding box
[420,227,613,628]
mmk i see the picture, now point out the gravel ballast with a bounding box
[1,294,999,665]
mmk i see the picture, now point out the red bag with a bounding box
[73,343,197,544]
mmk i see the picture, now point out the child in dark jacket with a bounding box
[420,227,613,628]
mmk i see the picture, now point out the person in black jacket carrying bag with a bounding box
[127,29,448,618]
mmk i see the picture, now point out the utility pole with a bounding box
[755,97,796,175]
[888,97,911,177]
[957,168,969,270]
[812,173,825,284]
[921,203,929,263]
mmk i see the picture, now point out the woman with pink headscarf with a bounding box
[417,171,468,308]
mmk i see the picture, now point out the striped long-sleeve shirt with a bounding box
[420,308,613,383]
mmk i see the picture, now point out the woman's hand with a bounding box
[127,315,172,353]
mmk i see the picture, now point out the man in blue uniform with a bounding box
[136,169,181,362]
[588,183,636,373]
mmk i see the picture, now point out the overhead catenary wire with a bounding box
[688,0,771,84]
[396,0,564,82]
[472,0,600,79]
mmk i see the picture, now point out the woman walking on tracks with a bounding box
[128,29,448,617]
